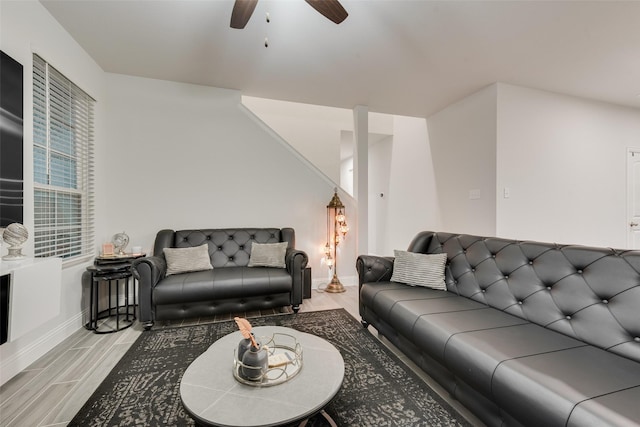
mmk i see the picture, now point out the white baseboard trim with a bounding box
[0,312,83,385]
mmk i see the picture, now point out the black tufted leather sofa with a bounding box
[357,231,640,427]
[132,228,308,330]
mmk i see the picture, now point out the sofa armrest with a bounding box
[285,248,309,310]
[356,255,395,287]
[132,256,166,327]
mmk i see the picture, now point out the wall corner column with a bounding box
[353,105,368,256]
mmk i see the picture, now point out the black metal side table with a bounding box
[84,254,144,334]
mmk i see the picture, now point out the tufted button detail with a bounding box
[505,275,509,279]
[183,237,188,241]
[602,299,609,304]
[228,236,234,240]
[218,246,223,250]
[229,256,234,261]
[492,255,496,258]
[635,337,640,343]
[239,245,244,250]
[481,289,486,293]
[454,280,458,284]
[577,269,583,274]
[471,268,476,272]
[529,261,533,265]
[206,236,211,240]
[271,233,276,238]
[566,315,572,320]
[518,301,523,305]
[547,286,552,290]
[250,235,255,239]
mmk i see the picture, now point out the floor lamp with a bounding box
[324,189,348,293]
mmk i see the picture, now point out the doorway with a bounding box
[627,148,640,248]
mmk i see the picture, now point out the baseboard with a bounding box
[0,311,83,385]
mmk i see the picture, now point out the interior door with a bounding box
[627,148,640,248]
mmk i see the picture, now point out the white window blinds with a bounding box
[33,54,95,261]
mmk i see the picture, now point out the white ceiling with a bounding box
[40,0,640,118]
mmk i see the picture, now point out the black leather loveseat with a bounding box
[357,231,640,427]
[133,228,308,329]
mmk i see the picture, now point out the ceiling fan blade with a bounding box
[304,0,348,24]
[230,0,258,29]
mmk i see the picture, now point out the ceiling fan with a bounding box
[230,0,348,29]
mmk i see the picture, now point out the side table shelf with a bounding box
[83,254,144,334]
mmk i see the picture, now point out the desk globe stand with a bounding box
[2,223,28,261]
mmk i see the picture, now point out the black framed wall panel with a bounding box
[0,50,24,227]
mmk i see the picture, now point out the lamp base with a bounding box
[325,275,346,293]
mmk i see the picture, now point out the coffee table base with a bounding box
[299,409,337,427]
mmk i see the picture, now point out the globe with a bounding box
[113,232,129,255]
[2,222,28,260]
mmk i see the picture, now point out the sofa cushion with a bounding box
[411,308,528,362]
[248,242,287,268]
[388,296,487,340]
[391,250,447,290]
[567,386,640,427]
[154,267,292,305]
[163,244,213,276]
[444,323,586,395]
[360,281,455,321]
[492,346,640,427]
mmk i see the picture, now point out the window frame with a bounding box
[32,54,95,264]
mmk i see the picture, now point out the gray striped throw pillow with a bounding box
[390,250,447,290]
[164,244,213,276]
[248,242,288,268]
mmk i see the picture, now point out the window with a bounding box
[33,54,95,261]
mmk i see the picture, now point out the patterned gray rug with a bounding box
[69,309,471,426]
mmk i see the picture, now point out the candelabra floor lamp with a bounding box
[324,189,348,293]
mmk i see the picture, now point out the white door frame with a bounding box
[626,147,640,248]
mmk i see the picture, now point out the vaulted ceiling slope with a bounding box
[41,0,640,118]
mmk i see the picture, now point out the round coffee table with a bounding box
[180,326,345,427]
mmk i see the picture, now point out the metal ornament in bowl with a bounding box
[112,231,129,255]
[233,332,303,386]
[2,223,28,260]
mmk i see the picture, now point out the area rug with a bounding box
[69,309,471,426]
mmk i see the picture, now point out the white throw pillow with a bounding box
[248,242,288,268]
[163,244,213,276]
[390,250,447,290]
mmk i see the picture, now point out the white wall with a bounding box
[242,97,345,183]
[496,83,640,247]
[368,136,392,255]
[427,84,498,236]
[0,0,107,384]
[340,130,354,195]
[103,73,357,286]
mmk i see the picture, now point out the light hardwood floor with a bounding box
[0,286,483,426]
